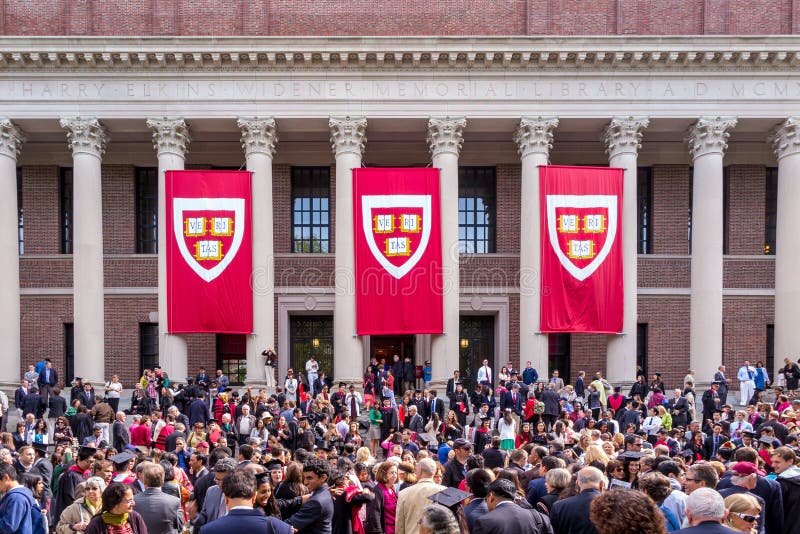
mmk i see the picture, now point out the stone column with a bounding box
[688,117,737,384]
[146,118,190,383]
[330,116,367,383]
[513,117,558,377]
[603,117,649,386]
[0,120,23,386]
[427,117,466,385]
[60,117,108,384]
[771,118,800,381]
[238,117,278,386]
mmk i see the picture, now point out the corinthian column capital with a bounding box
[238,117,278,158]
[427,116,466,158]
[329,116,367,157]
[0,119,25,160]
[603,116,649,159]
[770,117,800,160]
[146,117,190,158]
[60,117,108,158]
[688,117,737,160]
[514,117,558,159]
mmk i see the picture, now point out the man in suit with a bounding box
[30,442,53,501]
[474,478,552,534]
[194,456,238,530]
[133,462,184,534]
[287,458,334,534]
[500,383,523,416]
[21,386,45,419]
[112,411,130,451]
[550,466,604,534]
[36,359,58,409]
[395,459,445,534]
[703,423,725,460]
[427,390,445,423]
[199,469,291,534]
[14,379,28,420]
[406,405,425,435]
[549,370,565,392]
[674,487,738,533]
[713,366,730,405]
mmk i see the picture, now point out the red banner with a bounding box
[539,165,623,333]
[354,168,443,335]
[166,170,253,334]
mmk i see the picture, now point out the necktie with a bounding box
[350,396,357,417]
[431,399,436,413]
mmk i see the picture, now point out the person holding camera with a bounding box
[262,348,277,388]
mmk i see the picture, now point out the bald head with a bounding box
[576,466,606,491]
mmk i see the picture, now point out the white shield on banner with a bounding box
[546,194,618,282]
[361,194,432,279]
[173,197,246,283]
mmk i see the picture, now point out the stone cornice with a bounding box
[1,36,800,71]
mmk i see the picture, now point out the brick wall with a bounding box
[103,296,156,385]
[20,296,72,378]
[638,297,691,391]
[102,165,136,255]
[496,164,520,254]
[22,166,60,255]
[726,165,765,256]
[569,334,608,383]
[722,297,774,373]
[651,165,691,255]
[0,0,795,36]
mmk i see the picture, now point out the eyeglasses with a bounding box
[684,477,700,482]
[734,513,758,523]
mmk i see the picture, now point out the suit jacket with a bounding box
[407,413,425,434]
[673,521,740,534]
[465,497,490,534]
[37,368,58,387]
[713,372,728,395]
[21,393,45,418]
[550,489,600,534]
[133,487,184,534]
[200,508,292,534]
[113,419,130,451]
[427,397,445,422]
[13,387,27,409]
[703,434,724,460]
[286,486,333,534]
[474,500,548,534]
[195,485,226,530]
[30,457,53,500]
[500,391,523,414]
[287,486,334,534]
[395,479,445,534]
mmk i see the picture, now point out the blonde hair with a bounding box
[723,493,761,528]
[355,447,375,465]
[657,405,667,417]
[585,444,611,466]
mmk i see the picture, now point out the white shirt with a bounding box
[476,365,492,384]
[306,360,319,375]
[737,366,756,382]
[642,416,662,435]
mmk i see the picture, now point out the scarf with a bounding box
[101,512,129,526]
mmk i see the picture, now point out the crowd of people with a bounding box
[1,355,800,534]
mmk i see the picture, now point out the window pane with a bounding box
[458,167,496,254]
[292,167,331,254]
[135,168,158,254]
[60,168,73,254]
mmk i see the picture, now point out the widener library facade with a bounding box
[1,1,798,391]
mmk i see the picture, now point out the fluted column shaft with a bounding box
[428,117,466,384]
[61,117,107,384]
[330,116,367,383]
[772,118,800,381]
[604,117,649,385]
[0,120,23,385]
[239,118,278,385]
[688,117,737,383]
[514,117,558,376]
[147,118,190,382]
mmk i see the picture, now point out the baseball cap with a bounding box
[731,461,765,477]
[452,438,472,450]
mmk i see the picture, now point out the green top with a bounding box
[369,406,383,425]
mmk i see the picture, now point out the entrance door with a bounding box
[459,315,495,390]
[370,335,415,369]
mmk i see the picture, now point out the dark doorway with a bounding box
[459,315,495,390]
[371,335,415,368]
[290,315,334,379]
[548,334,571,381]
[64,323,74,384]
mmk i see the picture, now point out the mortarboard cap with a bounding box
[78,445,98,459]
[265,459,284,471]
[617,451,645,460]
[427,487,471,509]
[254,471,272,485]
[31,442,48,455]
[109,451,135,465]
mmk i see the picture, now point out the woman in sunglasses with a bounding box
[723,493,761,534]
